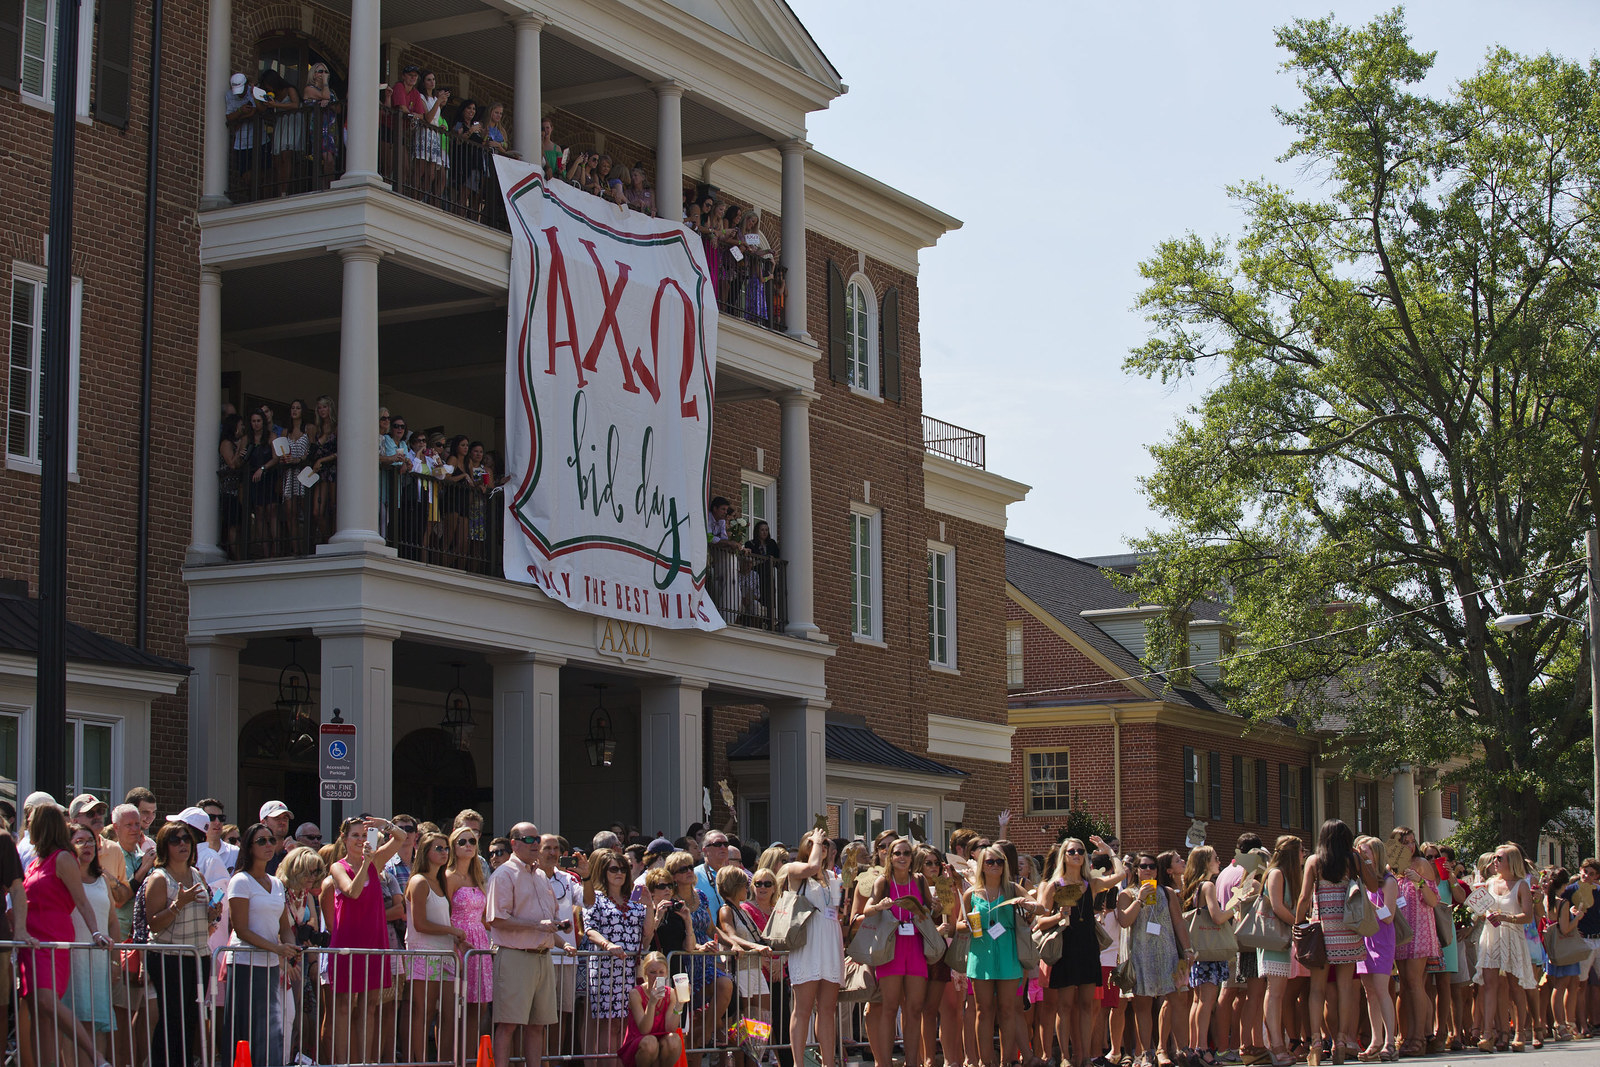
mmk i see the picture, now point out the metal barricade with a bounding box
[216,944,462,1067]
[667,948,779,1063]
[0,938,211,1067]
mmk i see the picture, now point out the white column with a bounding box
[779,390,818,638]
[511,16,543,169]
[639,678,706,838]
[1420,771,1443,843]
[779,139,811,341]
[323,246,389,552]
[316,625,397,828]
[493,653,563,835]
[654,81,683,219]
[201,0,231,207]
[338,0,382,185]
[187,635,246,822]
[1392,765,1418,831]
[768,698,827,845]
[187,269,226,565]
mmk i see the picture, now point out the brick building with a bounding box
[0,0,203,807]
[1003,539,1462,859]
[0,1,1027,838]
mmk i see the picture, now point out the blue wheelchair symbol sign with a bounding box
[328,740,348,760]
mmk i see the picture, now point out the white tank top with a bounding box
[406,883,455,954]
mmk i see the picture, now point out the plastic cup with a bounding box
[967,910,983,936]
[673,973,691,1003]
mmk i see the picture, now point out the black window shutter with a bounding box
[826,260,846,383]
[879,286,901,402]
[0,0,21,92]
[1256,760,1268,826]
[1278,763,1290,828]
[1301,766,1314,832]
[1209,751,1223,822]
[94,0,134,128]
[1232,755,1244,822]
[1183,746,1195,817]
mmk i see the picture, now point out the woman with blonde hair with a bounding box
[1259,836,1304,1067]
[863,837,933,1067]
[279,844,328,1063]
[445,824,492,1044]
[964,844,1033,1067]
[779,828,845,1067]
[1474,843,1536,1051]
[309,395,338,542]
[405,831,462,1063]
[1352,836,1398,1061]
[1038,836,1123,1067]
[1180,846,1230,1067]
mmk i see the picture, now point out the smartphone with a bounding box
[367,827,382,851]
[654,975,667,993]
[209,887,226,908]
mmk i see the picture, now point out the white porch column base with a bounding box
[511,16,544,171]
[201,0,231,208]
[187,269,226,565]
[493,652,564,834]
[338,0,382,184]
[654,81,683,219]
[779,139,811,342]
[779,390,818,638]
[639,678,707,838]
[187,635,246,822]
[768,698,827,845]
[323,245,390,553]
[316,625,397,830]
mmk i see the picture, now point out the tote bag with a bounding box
[1184,905,1239,962]
[764,886,815,952]
[1235,889,1290,951]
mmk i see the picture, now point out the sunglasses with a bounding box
[983,858,1005,867]
[752,880,775,888]
[892,850,912,857]
[396,824,417,834]
[512,835,540,845]
[458,838,479,847]
[608,866,628,874]
[1064,849,1085,856]
[488,849,509,859]
[225,836,240,845]
[207,812,225,822]
[1137,862,1157,869]
[429,843,448,852]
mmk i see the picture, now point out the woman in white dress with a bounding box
[68,819,119,1057]
[778,829,844,1067]
[1474,843,1535,1051]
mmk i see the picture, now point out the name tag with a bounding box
[1376,905,1391,920]
[988,922,1006,940]
[898,922,916,937]
[1146,921,1163,936]
[824,907,838,922]
[1397,897,1408,909]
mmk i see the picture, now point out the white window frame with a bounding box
[740,470,776,539]
[8,261,82,475]
[927,541,956,669]
[66,715,120,803]
[0,706,122,804]
[1025,747,1070,815]
[848,504,882,642]
[19,0,96,117]
[844,274,878,397]
[1006,620,1024,688]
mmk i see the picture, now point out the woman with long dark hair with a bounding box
[1294,820,1364,1066]
[405,830,461,1063]
[586,846,658,1061]
[242,410,279,555]
[1259,836,1303,1065]
[144,819,216,1067]
[66,819,118,1055]
[225,822,300,1064]
[22,806,105,1067]
[279,399,315,553]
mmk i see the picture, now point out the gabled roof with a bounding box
[728,717,966,777]
[1005,538,1227,712]
[0,594,190,676]
[660,0,844,91]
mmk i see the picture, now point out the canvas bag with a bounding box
[1545,922,1591,966]
[1235,888,1290,951]
[764,885,815,953]
[943,927,970,971]
[1393,902,1413,947]
[846,909,897,967]
[1344,879,1378,937]
[1184,903,1239,962]
[839,959,880,1003]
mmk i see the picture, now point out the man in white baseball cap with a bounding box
[168,806,230,889]
[260,800,292,874]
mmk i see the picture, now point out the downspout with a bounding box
[1110,706,1122,842]
[135,0,164,649]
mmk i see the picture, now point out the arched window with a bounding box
[844,273,877,393]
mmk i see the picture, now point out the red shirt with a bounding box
[390,82,425,117]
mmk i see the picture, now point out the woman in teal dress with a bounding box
[963,845,1032,1067]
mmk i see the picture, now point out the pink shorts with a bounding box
[877,932,928,979]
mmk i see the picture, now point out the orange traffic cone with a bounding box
[476,1033,494,1066]
[233,1040,253,1067]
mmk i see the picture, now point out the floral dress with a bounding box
[451,885,493,1002]
[584,893,646,1018]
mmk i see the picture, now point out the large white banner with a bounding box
[495,156,722,630]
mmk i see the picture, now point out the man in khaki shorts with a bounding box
[487,822,570,1067]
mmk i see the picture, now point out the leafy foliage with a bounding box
[1123,10,1600,852]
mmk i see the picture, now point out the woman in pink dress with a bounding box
[445,824,493,1043]
[864,837,932,1067]
[20,803,107,1067]
[328,816,405,1065]
[620,952,682,1067]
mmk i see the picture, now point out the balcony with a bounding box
[217,468,788,634]
[922,414,986,469]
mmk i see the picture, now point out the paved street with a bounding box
[1409,1041,1597,1067]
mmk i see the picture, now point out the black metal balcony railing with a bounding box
[921,414,987,469]
[707,545,788,632]
[215,466,788,632]
[716,250,785,333]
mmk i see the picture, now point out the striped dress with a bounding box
[1314,878,1364,966]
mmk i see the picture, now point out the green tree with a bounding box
[1123,10,1600,854]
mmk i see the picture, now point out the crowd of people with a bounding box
[217,401,506,570]
[3,792,1596,1067]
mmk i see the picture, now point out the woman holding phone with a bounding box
[328,816,404,1064]
[780,829,844,1067]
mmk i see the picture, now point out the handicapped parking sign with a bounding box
[319,721,357,800]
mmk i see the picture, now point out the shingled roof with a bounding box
[0,592,189,676]
[1005,538,1227,712]
[728,717,966,778]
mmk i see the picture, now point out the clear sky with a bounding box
[788,1,1600,559]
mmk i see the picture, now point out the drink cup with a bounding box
[967,910,983,936]
[673,973,692,1003]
